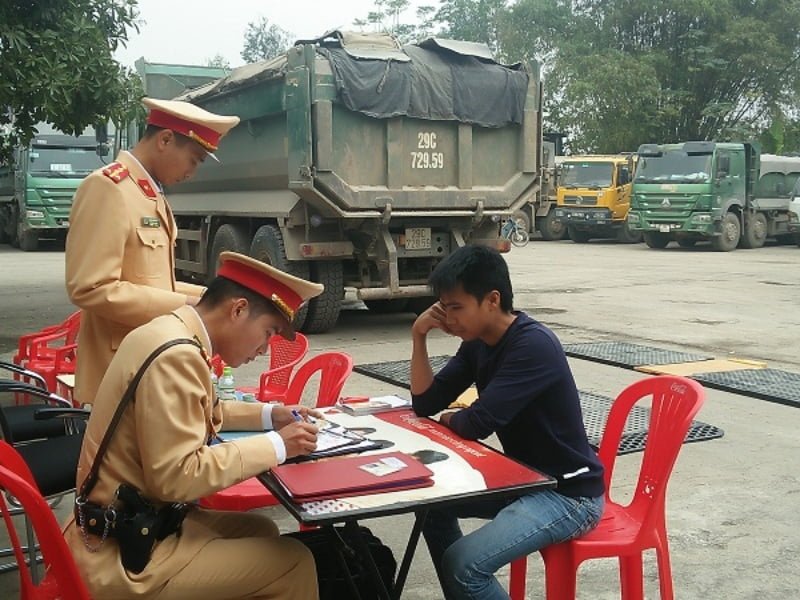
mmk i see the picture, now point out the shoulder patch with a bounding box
[102,162,129,184]
[136,178,158,198]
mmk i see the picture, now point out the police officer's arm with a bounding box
[65,175,189,328]
[136,347,282,502]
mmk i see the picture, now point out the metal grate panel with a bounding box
[354,359,724,455]
[563,342,712,368]
[692,368,800,409]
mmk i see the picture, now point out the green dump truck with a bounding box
[165,32,542,333]
[628,141,800,251]
[0,124,107,251]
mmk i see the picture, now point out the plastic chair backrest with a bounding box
[598,376,705,528]
[22,311,82,365]
[0,440,91,600]
[284,352,354,407]
[258,333,310,398]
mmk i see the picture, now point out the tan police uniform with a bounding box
[64,253,324,598]
[65,99,239,405]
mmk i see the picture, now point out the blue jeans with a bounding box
[422,490,604,600]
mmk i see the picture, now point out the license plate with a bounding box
[404,227,431,250]
[659,224,671,233]
[573,212,585,218]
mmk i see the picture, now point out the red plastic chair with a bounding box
[13,311,81,367]
[200,352,354,512]
[0,440,91,599]
[283,351,354,407]
[508,375,705,600]
[237,333,309,402]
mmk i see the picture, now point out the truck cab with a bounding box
[0,124,107,251]
[628,141,754,251]
[553,154,640,243]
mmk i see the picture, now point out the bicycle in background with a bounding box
[495,214,530,247]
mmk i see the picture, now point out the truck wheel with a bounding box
[250,224,311,331]
[567,226,591,244]
[17,222,39,252]
[364,299,409,314]
[643,232,670,249]
[209,223,250,280]
[711,213,740,252]
[740,213,767,249]
[537,209,566,241]
[513,210,532,235]
[302,261,344,334]
[616,221,642,244]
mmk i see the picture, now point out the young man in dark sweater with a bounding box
[411,245,604,600]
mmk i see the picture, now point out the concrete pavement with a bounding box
[1,239,798,598]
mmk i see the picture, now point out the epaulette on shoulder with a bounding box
[102,162,129,184]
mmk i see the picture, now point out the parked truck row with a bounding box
[629,142,800,251]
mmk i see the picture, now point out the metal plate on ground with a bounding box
[354,356,451,389]
[579,391,724,455]
[692,369,800,409]
[563,342,713,368]
[353,359,725,455]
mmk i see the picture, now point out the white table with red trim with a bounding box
[257,407,556,600]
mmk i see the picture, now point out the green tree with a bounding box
[206,53,231,70]
[504,0,800,152]
[354,0,426,44]
[241,17,291,63]
[0,0,140,161]
[428,0,509,54]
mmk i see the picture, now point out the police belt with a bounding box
[76,498,189,541]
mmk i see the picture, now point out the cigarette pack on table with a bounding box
[337,395,412,416]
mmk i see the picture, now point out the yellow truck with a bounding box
[553,154,641,243]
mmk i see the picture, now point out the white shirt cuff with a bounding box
[265,431,286,464]
[261,403,275,430]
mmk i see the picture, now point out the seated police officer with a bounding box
[64,252,323,599]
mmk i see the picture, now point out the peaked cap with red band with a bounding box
[217,252,324,340]
[143,98,239,161]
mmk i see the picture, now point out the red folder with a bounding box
[271,451,434,501]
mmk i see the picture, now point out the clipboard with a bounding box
[271,451,434,501]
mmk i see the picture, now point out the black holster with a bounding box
[78,484,191,574]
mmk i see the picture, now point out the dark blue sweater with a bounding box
[412,312,604,498]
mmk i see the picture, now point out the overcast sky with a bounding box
[115,0,424,68]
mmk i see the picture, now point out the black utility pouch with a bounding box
[113,484,162,574]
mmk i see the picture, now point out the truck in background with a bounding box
[156,32,542,333]
[0,123,107,251]
[553,154,640,243]
[628,141,800,251]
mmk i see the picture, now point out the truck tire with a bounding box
[302,260,343,334]
[643,232,670,249]
[567,226,591,244]
[250,224,311,331]
[17,222,39,252]
[364,299,409,314]
[537,209,566,241]
[711,213,740,252]
[209,223,250,280]
[616,221,642,244]
[739,213,767,249]
[513,209,532,235]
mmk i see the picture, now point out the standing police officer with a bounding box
[65,98,239,405]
